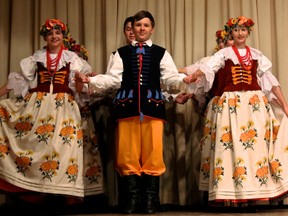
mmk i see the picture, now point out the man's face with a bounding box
[133,18,154,42]
[124,22,135,44]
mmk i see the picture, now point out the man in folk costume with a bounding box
[75,10,189,214]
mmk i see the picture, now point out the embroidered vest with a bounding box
[215,59,261,95]
[113,44,166,121]
[29,62,73,95]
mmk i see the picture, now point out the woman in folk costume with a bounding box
[184,16,288,208]
[179,28,234,107]
[63,35,104,197]
[46,31,104,199]
[0,19,102,209]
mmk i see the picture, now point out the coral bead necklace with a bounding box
[232,45,253,71]
[46,45,64,77]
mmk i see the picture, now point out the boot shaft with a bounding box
[123,174,141,214]
[142,174,160,214]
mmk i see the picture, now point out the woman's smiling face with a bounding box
[231,26,249,47]
[45,29,64,50]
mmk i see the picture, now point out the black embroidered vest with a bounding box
[113,44,166,121]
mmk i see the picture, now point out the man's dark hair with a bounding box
[132,10,155,28]
[123,16,134,32]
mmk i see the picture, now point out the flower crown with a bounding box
[214,29,230,52]
[63,34,88,60]
[215,29,229,43]
[225,16,255,32]
[40,19,69,37]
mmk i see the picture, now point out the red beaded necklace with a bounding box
[46,45,64,76]
[232,45,253,71]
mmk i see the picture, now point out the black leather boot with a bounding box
[152,176,166,212]
[123,174,141,214]
[117,173,126,210]
[143,174,159,214]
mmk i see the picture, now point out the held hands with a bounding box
[75,72,91,83]
[85,72,97,77]
[183,69,204,84]
[75,72,91,93]
[175,92,193,104]
[183,73,202,84]
[178,67,187,74]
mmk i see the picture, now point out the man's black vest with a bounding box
[112,44,166,121]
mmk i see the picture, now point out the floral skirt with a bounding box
[0,92,104,197]
[199,90,288,206]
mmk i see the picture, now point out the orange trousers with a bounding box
[115,116,166,176]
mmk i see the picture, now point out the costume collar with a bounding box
[131,39,153,47]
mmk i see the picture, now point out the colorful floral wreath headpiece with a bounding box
[214,29,230,52]
[225,16,255,32]
[63,34,88,60]
[40,19,69,37]
[215,29,229,44]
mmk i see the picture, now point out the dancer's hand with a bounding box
[75,72,90,83]
[175,92,193,104]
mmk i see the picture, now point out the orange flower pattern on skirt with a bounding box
[264,119,279,144]
[249,94,260,112]
[232,158,247,188]
[0,88,104,196]
[67,94,74,104]
[0,138,10,157]
[55,93,65,108]
[23,93,32,105]
[15,151,33,176]
[239,121,257,150]
[212,158,224,188]
[262,95,270,112]
[228,95,240,113]
[55,93,74,109]
[14,115,33,140]
[201,120,216,150]
[220,126,233,150]
[212,96,226,113]
[66,159,78,182]
[255,158,269,186]
[76,128,84,147]
[200,157,210,179]
[35,92,47,107]
[0,106,10,126]
[269,159,283,182]
[39,152,60,182]
[85,160,102,184]
[35,115,55,144]
[59,119,76,146]
[199,90,288,202]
